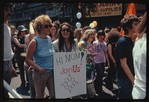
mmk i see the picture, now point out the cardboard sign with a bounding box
[54,51,86,99]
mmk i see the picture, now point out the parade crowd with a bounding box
[4,3,146,99]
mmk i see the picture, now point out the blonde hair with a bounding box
[34,14,52,34]
[29,21,35,34]
[80,29,94,41]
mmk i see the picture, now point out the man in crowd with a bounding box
[4,2,16,98]
[115,14,139,99]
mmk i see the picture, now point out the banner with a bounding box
[86,3,122,17]
[54,51,86,99]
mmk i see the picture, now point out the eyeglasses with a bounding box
[90,34,95,36]
[43,24,52,29]
[62,29,70,32]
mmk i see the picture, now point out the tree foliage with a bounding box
[52,3,97,18]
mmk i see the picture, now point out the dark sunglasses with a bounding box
[61,29,70,32]
[90,34,95,36]
[43,24,52,28]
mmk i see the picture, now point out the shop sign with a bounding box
[86,3,122,17]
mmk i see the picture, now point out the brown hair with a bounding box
[58,22,76,52]
[80,29,94,41]
[108,29,121,43]
[49,23,59,39]
[33,14,52,34]
[74,28,83,42]
[53,20,61,30]
[83,26,91,32]
[120,14,139,35]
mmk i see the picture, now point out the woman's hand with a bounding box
[28,66,33,72]
[38,68,48,75]
[107,62,110,69]
[12,67,17,78]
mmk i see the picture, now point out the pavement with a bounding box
[9,65,119,99]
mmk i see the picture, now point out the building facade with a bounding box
[9,3,49,29]
[8,3,146,30]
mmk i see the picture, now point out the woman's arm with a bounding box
[104,51,110,68]
[107,44,116,66]
[13,37,25,48]
[25,39,47,74]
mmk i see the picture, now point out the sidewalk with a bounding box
[9,66,118,99]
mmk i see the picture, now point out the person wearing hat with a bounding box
[13,25,27,87]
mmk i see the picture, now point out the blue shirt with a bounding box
[115,36,134,79]
[33,35,55,72]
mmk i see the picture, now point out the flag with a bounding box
[126,3,136,16]
[120,3,136,36]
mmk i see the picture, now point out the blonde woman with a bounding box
[26,15,55,98]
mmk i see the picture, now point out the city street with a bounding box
[10,66,119,99]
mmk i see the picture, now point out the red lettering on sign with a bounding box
[100,3,105,7]
[60,65,80,75]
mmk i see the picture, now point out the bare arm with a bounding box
[107,44,116,66]
[104,51,110,68]
[25,39,47,74]
[120,58,135,86]
[13,37,25,48]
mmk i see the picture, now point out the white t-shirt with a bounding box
[4,23,14,61]
[132,33,146,99]
[53,39,79,52]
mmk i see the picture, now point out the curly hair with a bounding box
[83,26,91,32]
[58,22,76,52]
[80,29,94,41]
[33,14,52,34]
[120,14,139,35]
[108,29,121,43]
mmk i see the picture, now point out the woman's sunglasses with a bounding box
[43,24,52,29]
[90,34,95,36]
[62,29,70,32]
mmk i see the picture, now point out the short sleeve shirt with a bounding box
[93,40,107,63]
[115,36,134,79]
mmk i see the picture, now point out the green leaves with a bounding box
[52,3,96,18]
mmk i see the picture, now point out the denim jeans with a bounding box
[24,66,36,98]
[116,78,133,99]
[94,63,105,96]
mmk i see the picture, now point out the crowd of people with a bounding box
[4,2,146,99]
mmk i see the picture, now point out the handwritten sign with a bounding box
[54,51,86,99]
[86,3,122,17]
